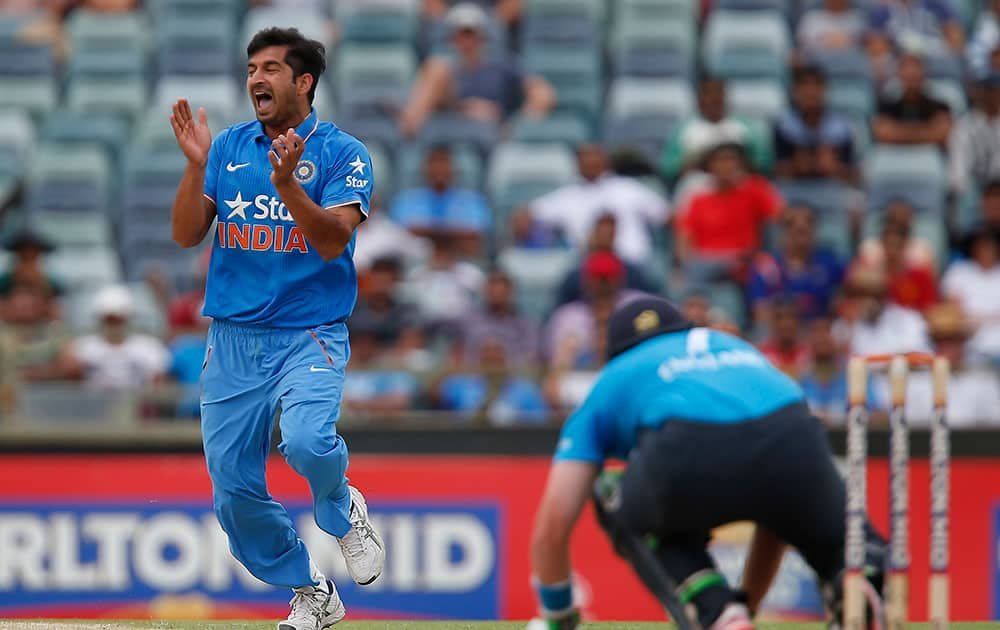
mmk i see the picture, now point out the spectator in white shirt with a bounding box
[900,302,1000,427]
[513,143,670,265]
[835,263,931,356]
[941,223,1000,360]
[61,285,169,391]
[797,0,868,57]
[402,234,485,328]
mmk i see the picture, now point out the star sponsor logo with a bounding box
[348,155,366,175]
[224,191,252,220]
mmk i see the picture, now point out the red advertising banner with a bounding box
[0,454,995,621]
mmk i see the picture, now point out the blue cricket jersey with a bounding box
[202,109,373,328]
[554,328,805,464]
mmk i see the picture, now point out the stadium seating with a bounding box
[866,144,946,214]
[487,142,578,216]
[497,247,577,320]
[702,10,790,81]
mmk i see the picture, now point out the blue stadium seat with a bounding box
[487,142,578,214]
[866,144,946,214]
[610,19,695,78]
[726,79,788,123]
[497,246,577,320]
[41,111,129,169]
[523,45,603,123]
[27,144,111,214]
[66,10,149,53]
[0,76,56,121]
[29,211,113,250]
[418,114,499,158]
[47,246,123,289]
[335,44,416,115]
[66,76,147,122]
[338,5,419,43]
[153,75,240,121]
[703,10,790,80]
[510,112,592,146]
[240,7,332,53]
[156,14,238,77]
[0,42,54,76]
[335,112,402,153]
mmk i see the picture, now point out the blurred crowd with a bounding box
[3,0,1000,428]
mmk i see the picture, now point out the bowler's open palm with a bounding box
[170,99,212,168]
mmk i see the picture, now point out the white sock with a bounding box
[309,557,326,586]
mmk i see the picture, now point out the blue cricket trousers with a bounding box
[201,319,352,588]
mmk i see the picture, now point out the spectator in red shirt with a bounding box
[757,297,811,378]
[676,141,784,283]
[856,222,938,311]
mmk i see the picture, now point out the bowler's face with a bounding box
[247,45,299,125]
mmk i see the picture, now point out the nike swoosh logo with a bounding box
[226,162,250,172]
[309,366,331,372]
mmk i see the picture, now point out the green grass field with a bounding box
[0,623,995,630]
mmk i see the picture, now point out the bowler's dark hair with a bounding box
[247,27,326,104]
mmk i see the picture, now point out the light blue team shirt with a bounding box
[390,187,492,234]
[555,328,806,464]
[202,109,373,328]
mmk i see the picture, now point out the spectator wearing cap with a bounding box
[544,251,640,370]
[756,298,811,379]
[872,52,952,149]
[400,2,554,138]
[457,270,540,369]
[774,65,858,183]
[391,145,492,258]
[897,302,1000,426]
[675,141,784,283]
[949,73,1000,199]
[797,0,868,57]
[0,229,62,300]
[660,77,771,183]
[748,204,846,327]
[941,222,1000,360]
[29,285,169,391]
[867,0,963,63]
[835,263,931,356]
[514,143,671,266]
[553,214,658,308]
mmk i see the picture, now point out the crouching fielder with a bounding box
[529,296,886,630]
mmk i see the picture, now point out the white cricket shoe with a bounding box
[337,485,385,585]
[709,603,756,630]
[277,578,345,630]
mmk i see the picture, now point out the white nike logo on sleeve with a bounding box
[309,366,331,372]
[226,162,250,172]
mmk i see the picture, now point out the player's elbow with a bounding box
[315,240,349,261]
[172,230,203,248]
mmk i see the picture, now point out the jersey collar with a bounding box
[255,107,320,143]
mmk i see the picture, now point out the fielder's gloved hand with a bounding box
[526,608,582,630]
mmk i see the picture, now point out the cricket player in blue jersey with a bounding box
[529,296,887,630]
[168,28,384,630]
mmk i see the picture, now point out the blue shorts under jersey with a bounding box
[202,108,373,328]
[555,327,805,464]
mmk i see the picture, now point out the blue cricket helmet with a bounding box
[606,295,693,360]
